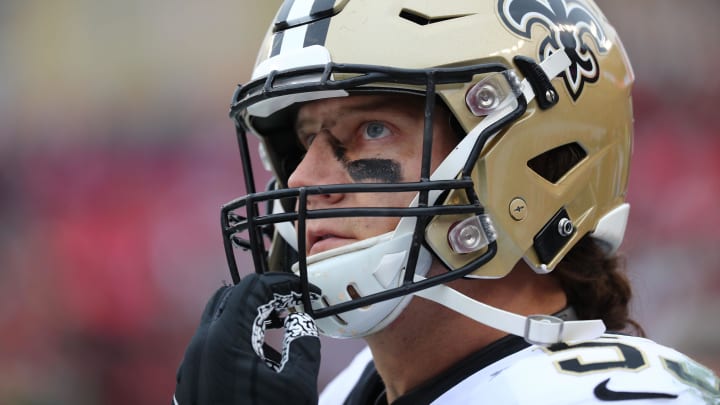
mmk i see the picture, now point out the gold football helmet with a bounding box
[222,0,634,342]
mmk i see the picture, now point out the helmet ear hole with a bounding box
[527,142,587,183]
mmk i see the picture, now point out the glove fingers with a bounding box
[222,274,295,323]
[205,274,310,370]
[227,273,320,314]
[221,273,311,340]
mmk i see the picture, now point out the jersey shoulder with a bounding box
[434,334,720,405]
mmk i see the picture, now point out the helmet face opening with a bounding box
[222,0,633,338]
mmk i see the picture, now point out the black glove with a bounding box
[173,273,322,405]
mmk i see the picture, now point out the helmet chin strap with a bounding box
[412,275,606,345]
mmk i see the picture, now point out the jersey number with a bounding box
[547,341,645,373]
[548,339,720,400]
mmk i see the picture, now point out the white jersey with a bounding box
[320,334,719,404]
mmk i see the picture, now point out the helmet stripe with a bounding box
[270,0,333,57]
[303,17,331,48]
[274,0,339,31]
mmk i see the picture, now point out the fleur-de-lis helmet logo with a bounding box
[499,0,609,101]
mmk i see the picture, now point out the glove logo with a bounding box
[498,0,609,101]
[253,291,305,370]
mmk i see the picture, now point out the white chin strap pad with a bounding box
[413,275,605,345]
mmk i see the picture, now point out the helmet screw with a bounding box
[509,197,527,221]
[545,89,556,103]
[476,85,499,109]
[557,217,574,237]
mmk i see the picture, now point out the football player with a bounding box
[174,0,720,404]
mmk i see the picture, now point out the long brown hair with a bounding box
[552,236,644,336]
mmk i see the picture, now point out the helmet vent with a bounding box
[399,9,473,26]
[527,142,587,184]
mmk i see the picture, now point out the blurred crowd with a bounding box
[1,1,718,404]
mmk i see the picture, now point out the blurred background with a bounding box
[0,0,718,403]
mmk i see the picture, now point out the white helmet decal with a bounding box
[499,0,610,100]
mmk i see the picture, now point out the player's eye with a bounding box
[299,132,316,149]
[362,121,392,140]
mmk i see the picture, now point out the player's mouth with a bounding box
[307,232,355,256]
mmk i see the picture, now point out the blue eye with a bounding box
[363,122,391,140]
